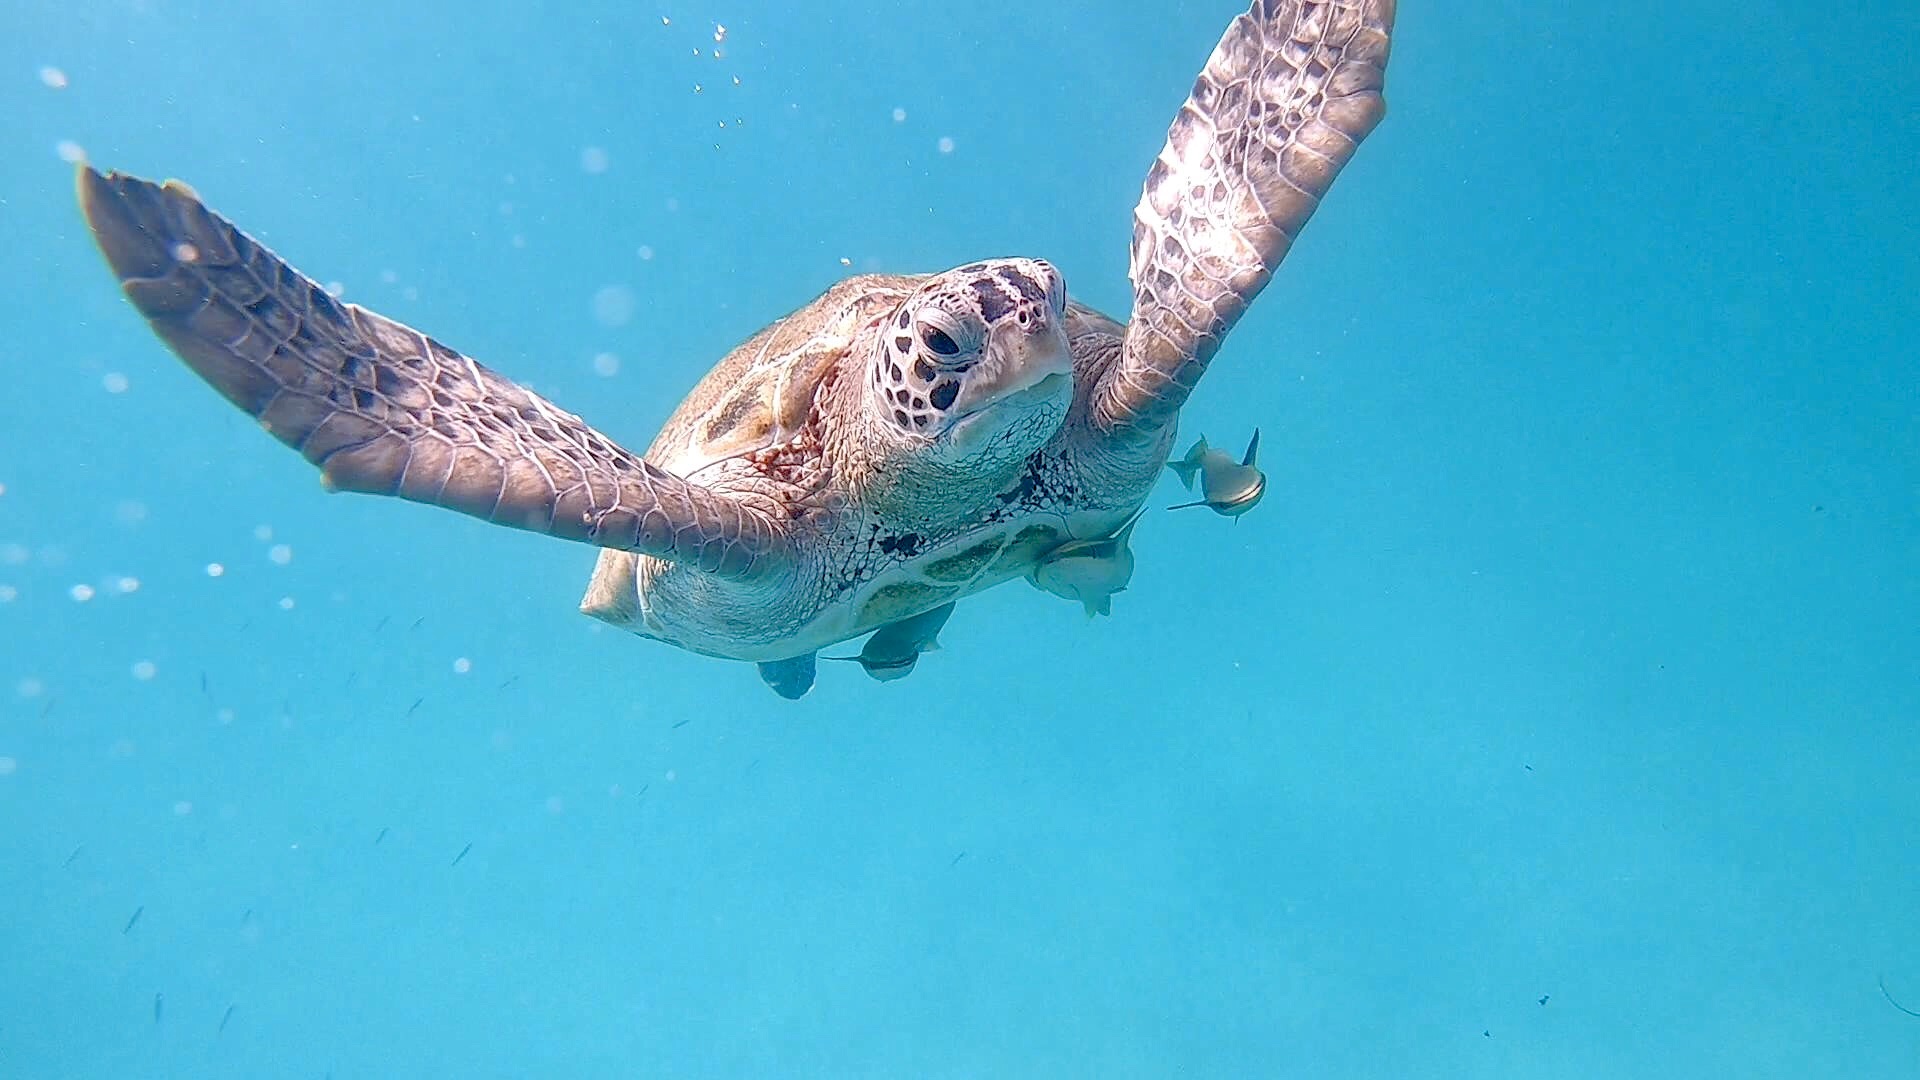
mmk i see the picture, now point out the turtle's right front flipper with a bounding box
[77,167,787,581]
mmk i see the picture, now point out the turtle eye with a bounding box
[920,325,960,357]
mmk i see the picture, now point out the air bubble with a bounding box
[591,285,636,327]
[205,562,226,578]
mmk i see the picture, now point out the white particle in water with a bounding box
[937,136,955,154]
[171,241,199,263]
[131,660,157,681]
[637,245,655,261]
[580,146,609,174]
[69,583,95,602]
[205,562,226,578]
[253,524,273,542]
[268,544,293,565]
[102,372,129,394]
[453,657,472,674]
[55,140,85,164]
[324,281,345,299]
[38,66,68,89]
[892,107,907,123]
[173,800,193,816]
[592,352,621,377]
[115,576,140,594]
[713,23,727,43]
[277,596,295,610]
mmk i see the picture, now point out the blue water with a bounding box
[4,2,1917,1076]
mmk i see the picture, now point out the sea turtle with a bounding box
[75,0,1394,698]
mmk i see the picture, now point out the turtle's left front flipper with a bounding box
[1094,0,1394,439]
[77,167,787,580]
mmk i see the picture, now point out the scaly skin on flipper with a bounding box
[77,167,787,579]
[1094,0,1394,438]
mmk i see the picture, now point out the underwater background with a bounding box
[2,1,1916,1076]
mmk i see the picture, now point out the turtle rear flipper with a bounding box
[77,167,787,581]
[758,654,817,699]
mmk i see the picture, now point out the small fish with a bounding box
[1537,995,1549,1006]
[949,851,967,868]
[497,675,520,690]
[62,844,84,868]
[38,696,56,719]
[1028,509,1145,617]
[373,615,391,632]
[405,697,424,718]
[409,616,425,631]
[671,716,694,729]
[374,826,388,845]
[218,1004,235,1034]
[153,992,163,1024]
[1166,430,1266,517]
[822,602,954,682]
[199,672,210,696]
[123,905,144,934]
[451,842,472,867]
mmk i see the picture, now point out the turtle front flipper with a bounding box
[77,167,787,580]
[1092,0,1394,439]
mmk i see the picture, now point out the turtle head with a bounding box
[863,258,1074,479]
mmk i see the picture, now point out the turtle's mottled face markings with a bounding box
[867,258,1073,462]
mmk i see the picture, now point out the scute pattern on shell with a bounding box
[647,274,922,479]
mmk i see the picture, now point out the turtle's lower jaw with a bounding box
[945,370,1072,454]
